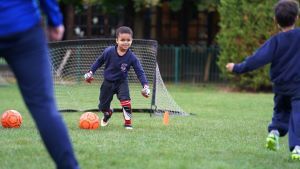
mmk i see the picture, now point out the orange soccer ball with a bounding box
[79,112,99,130]
[1,110,23,128]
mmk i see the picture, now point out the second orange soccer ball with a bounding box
[79,112,99,130]
[1,110,23,128]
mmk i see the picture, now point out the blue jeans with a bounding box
[0,25,79,169]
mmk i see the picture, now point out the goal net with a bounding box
[0,58,11,86]
[49,39,187,116]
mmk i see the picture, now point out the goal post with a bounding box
[49,39,188,116]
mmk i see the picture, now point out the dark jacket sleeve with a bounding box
[90,50,107,74]
[233,37,276,74]
[132,56,148,86]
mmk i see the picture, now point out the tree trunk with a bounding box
[64,4,74,40]
[204,53,212,82]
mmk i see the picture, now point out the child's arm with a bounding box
[132,58,148,86]
[132,58,150,98]
[228,37,277,74]
[90,53,106,74]
[84,50,107,83]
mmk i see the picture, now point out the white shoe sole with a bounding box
[125,126,133,130]
[101,118,109,127]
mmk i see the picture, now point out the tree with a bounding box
[60,0,220,13]
[196,0,220,12]
[217,0,278,90]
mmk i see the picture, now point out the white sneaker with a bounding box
[124,125,133,130]
[291,146,300,160]
[101,117,109,127]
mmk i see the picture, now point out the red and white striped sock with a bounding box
[120,100,132,126]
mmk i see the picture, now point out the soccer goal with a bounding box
[49,39,188,116]
[0,58,11,86]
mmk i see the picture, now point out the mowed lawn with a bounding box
[0,84,299,169]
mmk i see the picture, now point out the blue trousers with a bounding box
[0,25,79,169]
[268,93,300,151]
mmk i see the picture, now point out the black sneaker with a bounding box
[101,111,112,127]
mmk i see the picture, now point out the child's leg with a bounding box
[288,96,300,151]
[120,100,132,127]
[117,80,132,128]
[266,94,291,151]
[268,94,291,136]
[101,109,113,126]
[98,80,114,125]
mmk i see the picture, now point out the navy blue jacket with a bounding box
[90,46,148,86]
[233,28,300,95]
[0,0,63,37]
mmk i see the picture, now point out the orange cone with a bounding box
[163,111,169,125]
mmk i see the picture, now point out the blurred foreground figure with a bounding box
[0,1,80,168]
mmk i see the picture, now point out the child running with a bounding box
[84,26,150,130]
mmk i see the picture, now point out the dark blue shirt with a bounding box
[233,28,300,95]
[0,0,63,37]
[90,46,148,86]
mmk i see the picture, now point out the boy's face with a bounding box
[116,33,132,51]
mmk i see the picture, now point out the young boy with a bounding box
[84,26,150,130]
[226,0,300,160]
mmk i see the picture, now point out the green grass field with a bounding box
[0,84,299,169]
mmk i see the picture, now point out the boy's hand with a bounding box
[84,71,94,83]
[226,63,235,72]
[141,85,150,98]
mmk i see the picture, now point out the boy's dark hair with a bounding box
[116,26,133,37]
[274,0,299,28]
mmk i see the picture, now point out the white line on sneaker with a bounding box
[101,118,109,127]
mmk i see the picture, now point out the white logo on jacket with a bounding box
[120,63,128,72]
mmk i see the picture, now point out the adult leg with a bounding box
[2,26,79,169]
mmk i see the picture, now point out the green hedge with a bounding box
[217,0,278,90]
